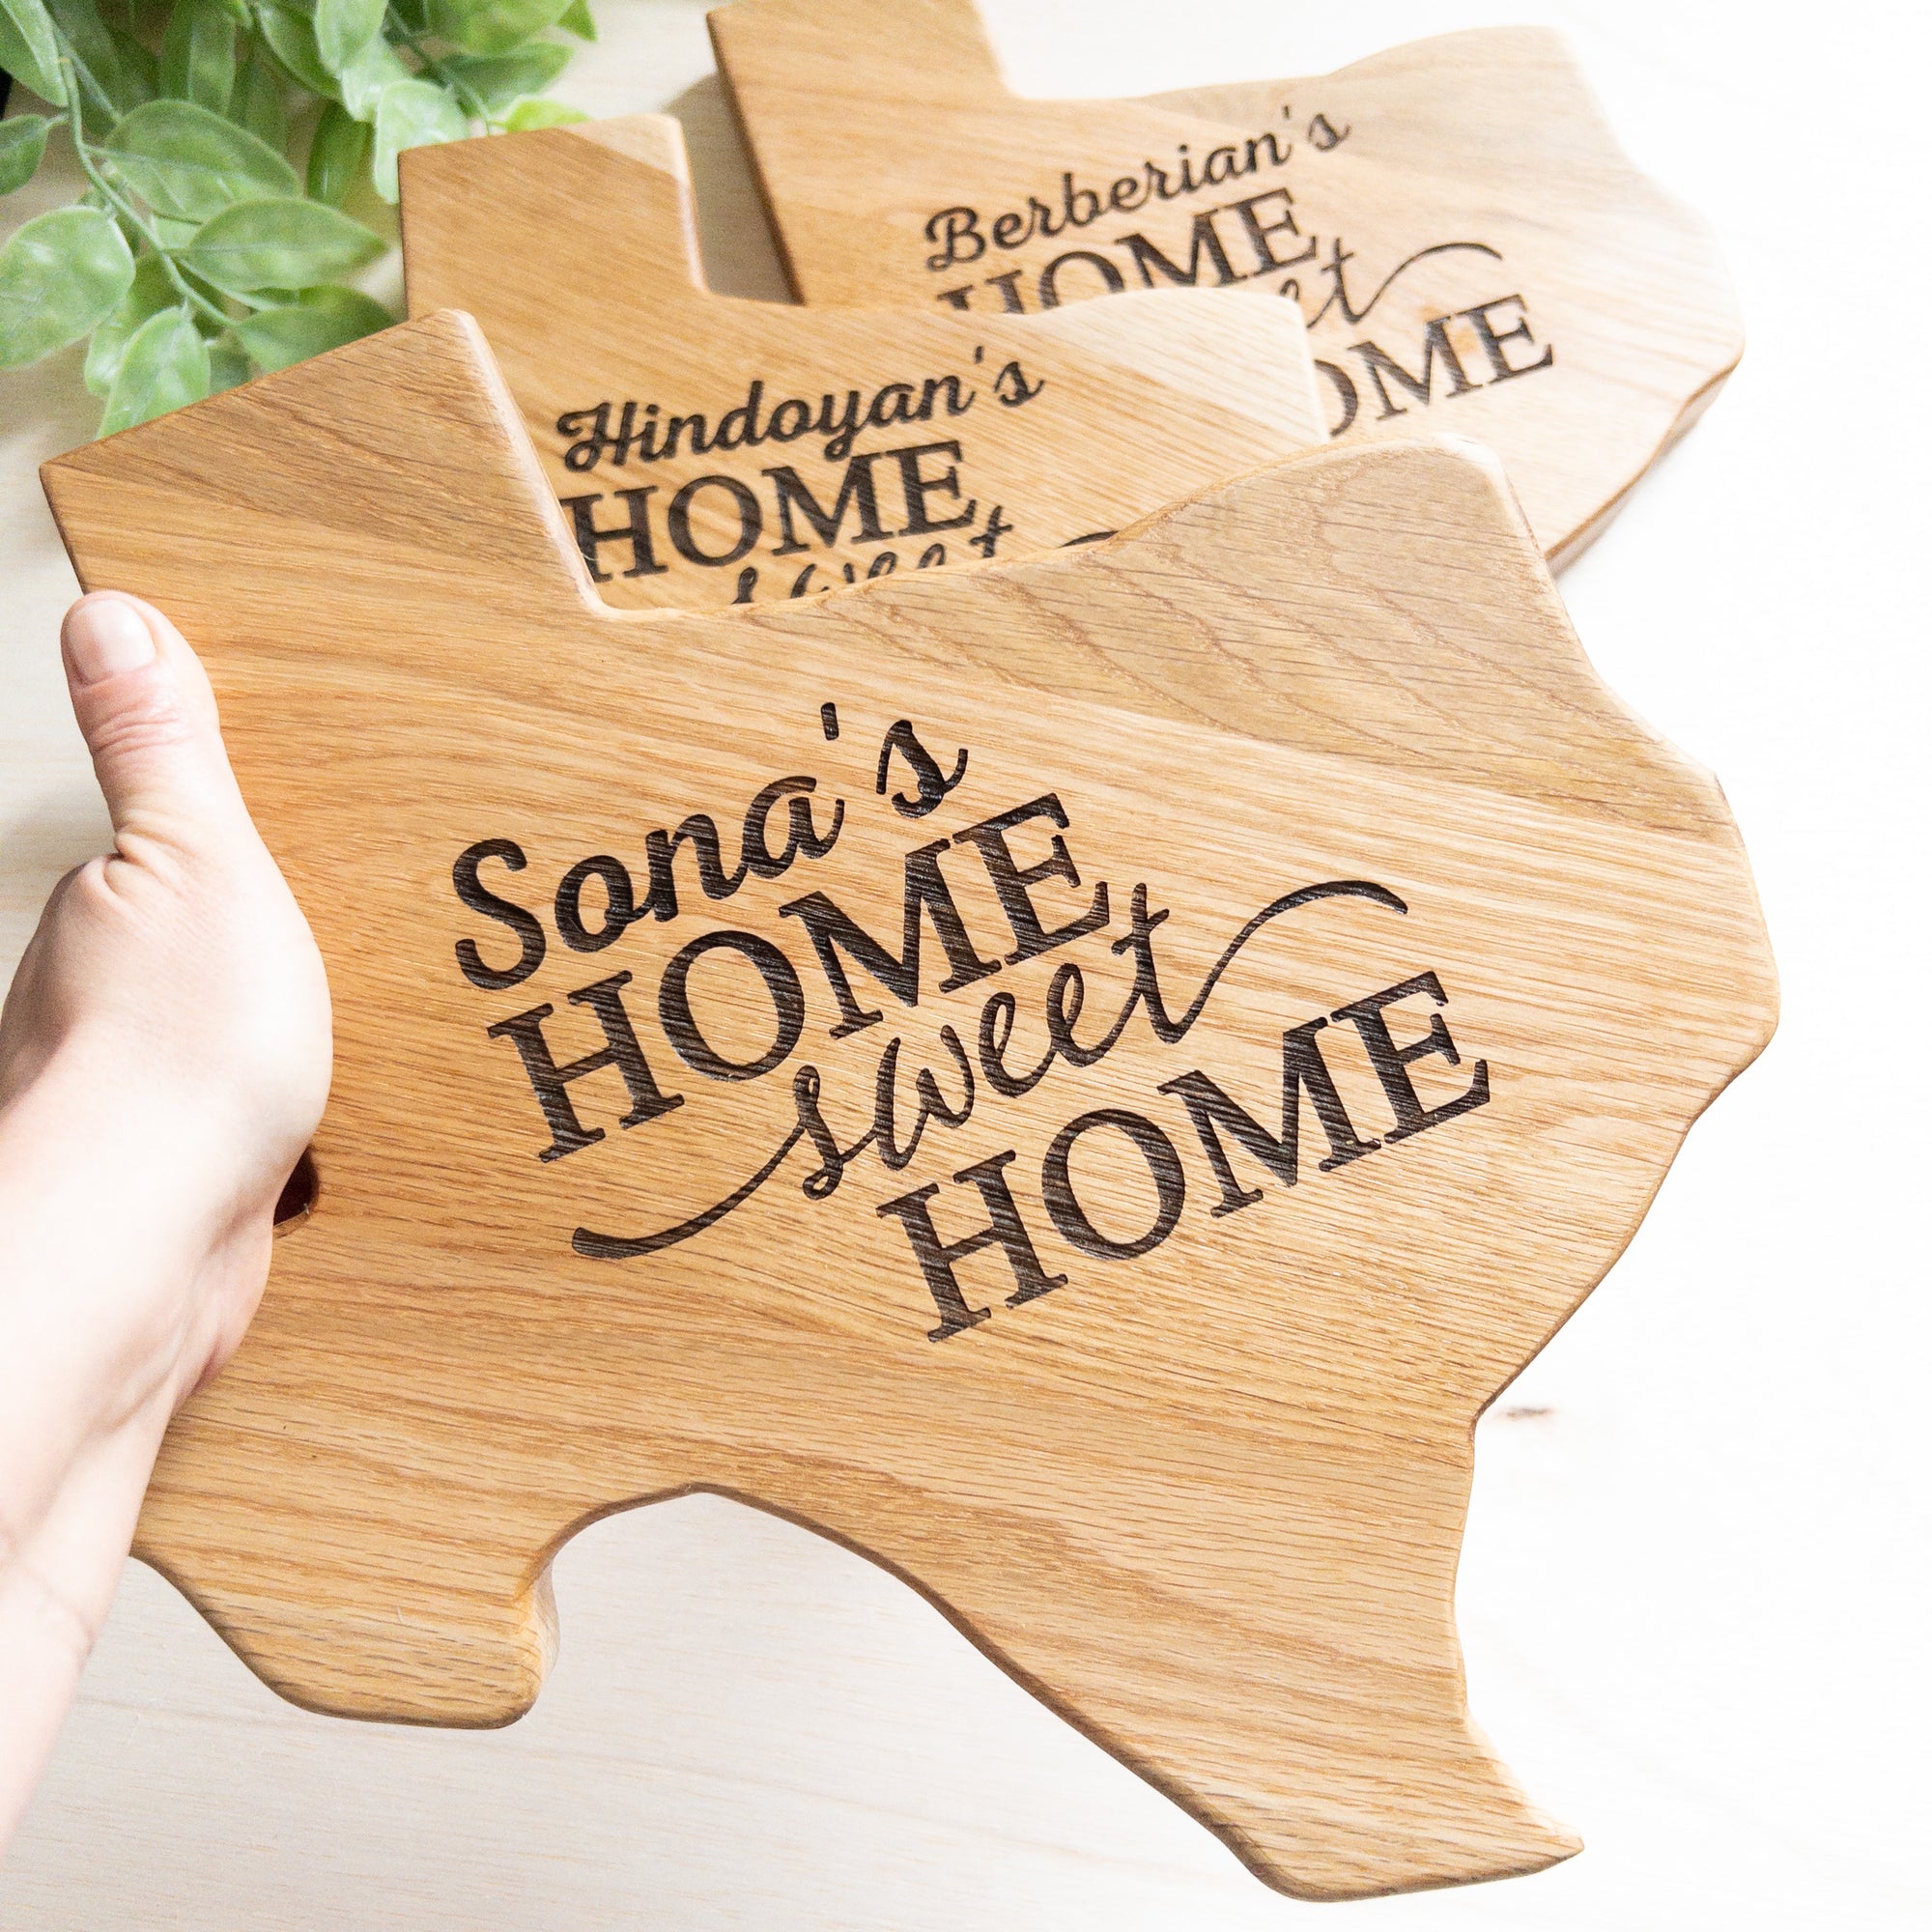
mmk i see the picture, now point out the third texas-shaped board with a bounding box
[711,0,1744,562]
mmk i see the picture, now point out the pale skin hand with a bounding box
[0,593,330,1858]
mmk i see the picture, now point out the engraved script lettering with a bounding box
[451,724,1492,1343]
[918,106,1555,440]
[551,364,1044,601]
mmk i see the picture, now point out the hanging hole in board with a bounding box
[273,1148,320,1232]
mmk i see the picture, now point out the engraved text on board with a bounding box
[450,718,1492,1342]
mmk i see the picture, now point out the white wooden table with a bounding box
[3,2,1928,1925]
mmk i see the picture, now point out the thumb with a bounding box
[60,592,248,847]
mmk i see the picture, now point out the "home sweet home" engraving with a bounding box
[451,716,1490,1342]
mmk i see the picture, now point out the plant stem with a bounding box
[61,40,120,128]
[57,57,237,335]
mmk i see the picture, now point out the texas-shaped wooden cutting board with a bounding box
[398,114,1325,611]
[42,312,1776,1901]
[710,0,1744,565]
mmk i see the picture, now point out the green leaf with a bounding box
[0,113,51,195]
[179,193,383,292]
[99,303,210,435]
[160,0,239,115]
[209,0,254,23]
[83,251,175,396]
[109,26,160,106]
[314,0,384,74]
[501,96,583,130]
[208,332,251,391]
[44,0,134,129]
[429,0,570,58]
[79,181,139,248]
[0,204,134,368]
[232,36,290,150]
[557,0,594,40]
[372,76,465,201]
[0,0,69,106]
[105,99,299,221]
[304,98,370,204]
[233,282,388,369]
[256,3,337,99]
[440,41,566,114]
[335,33,409,119]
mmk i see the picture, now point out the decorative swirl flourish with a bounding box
[1303,240,1504,328]
[574,877,1406,1262]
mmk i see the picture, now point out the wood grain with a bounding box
[39,312,1775,1902]
[399,115,1326,612]
[708,0,1743,566]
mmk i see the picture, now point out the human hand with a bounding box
[0,592,331,1854]
[1,591,332,1399]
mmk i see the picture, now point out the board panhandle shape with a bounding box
[42,314,1776,1902]
[399,115,1326,611]
[709,0,1744,565]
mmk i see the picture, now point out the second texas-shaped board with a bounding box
[399,115,1324,611]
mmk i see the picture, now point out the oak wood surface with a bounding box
[38,311,1774,1902]
[708,0,1743,567]
[399,115,1325,611]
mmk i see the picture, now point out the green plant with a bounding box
[0,0,593,432]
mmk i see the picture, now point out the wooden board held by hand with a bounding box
[400,116,1325,611]
[710,0,1744,565]
[42,313,1775,1902]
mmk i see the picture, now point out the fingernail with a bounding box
[64,596,157,686]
